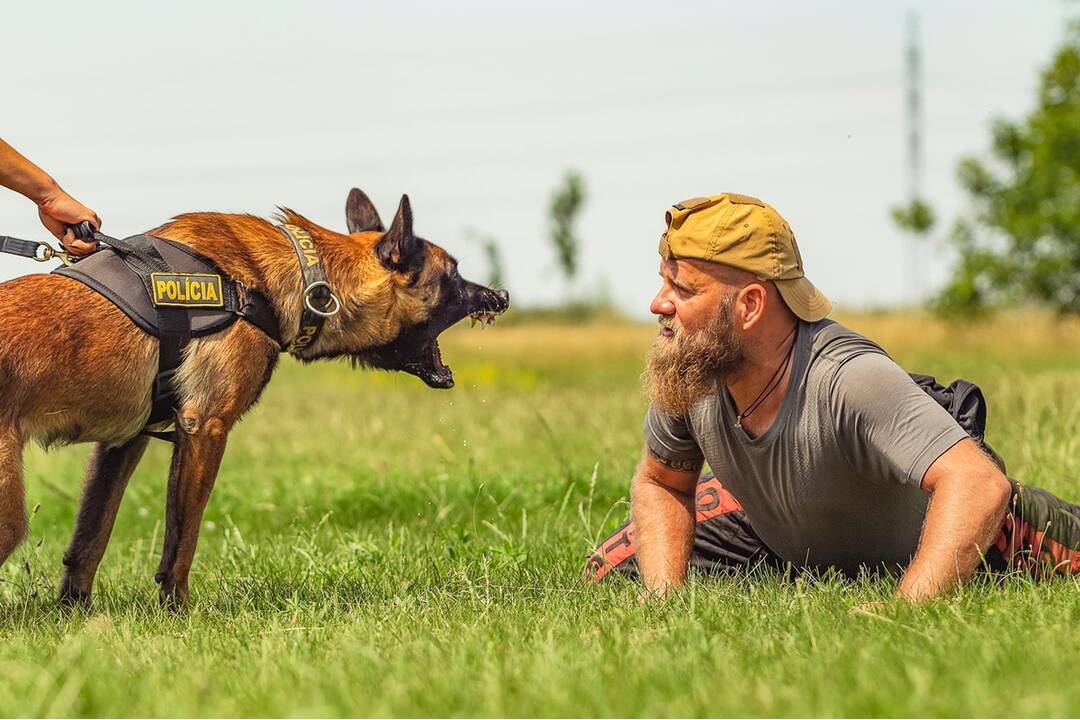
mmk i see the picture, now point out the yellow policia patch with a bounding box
[150,273,225,308]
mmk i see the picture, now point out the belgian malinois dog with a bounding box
[0,188,509,606]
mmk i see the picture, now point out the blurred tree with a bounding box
[481,236,505,290]
[891,198,936,235]
[548,170,586,283]
[464,228,505,289]
[932,24,1080,314]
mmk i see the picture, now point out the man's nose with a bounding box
[650,290,675,317]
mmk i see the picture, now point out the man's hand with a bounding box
[897,438,1012,602]
[631,447,702,596]
[37,188,100,257]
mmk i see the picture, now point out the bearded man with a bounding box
[585,193,1080,600]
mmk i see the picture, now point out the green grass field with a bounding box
[1,312,1079,717]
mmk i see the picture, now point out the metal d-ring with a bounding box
[33,243,55,262]
[303,281,341,317]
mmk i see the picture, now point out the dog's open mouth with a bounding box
[407,340,455,389]
[380,287,509,390]
[406,309,505,389]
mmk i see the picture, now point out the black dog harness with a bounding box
[53,232,283,432]
[2,222,340,439]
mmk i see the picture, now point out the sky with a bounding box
[0,1,1068,317]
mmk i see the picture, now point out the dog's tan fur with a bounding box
[0,190,497,606]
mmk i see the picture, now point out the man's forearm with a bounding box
[898,472,1010,601]
[631,471,696,594]
[0,139,59,203]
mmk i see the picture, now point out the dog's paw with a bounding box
[157,576,190,611]
[57,583,92,610]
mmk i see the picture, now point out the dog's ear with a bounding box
[346,187,385,233]
[375,194,418,270]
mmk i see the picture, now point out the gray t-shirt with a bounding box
[644,319,969,575]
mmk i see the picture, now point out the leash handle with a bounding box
[69,221,96,241]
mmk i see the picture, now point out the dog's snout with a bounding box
[466,282,510,313]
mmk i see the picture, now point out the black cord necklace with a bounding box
[734,327,798,430]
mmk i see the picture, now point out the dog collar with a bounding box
[278,223,340,355]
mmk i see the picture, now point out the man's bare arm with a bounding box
[0,138,61,203]
[0,138,100,255]
[897,438,1012,602]
[631,447,702,596]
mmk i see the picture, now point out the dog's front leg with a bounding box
[154,411,230,608]
[59,435,150,606]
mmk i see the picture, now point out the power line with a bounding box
[904,10,924,302]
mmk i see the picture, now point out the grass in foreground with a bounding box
[0,312,1078,717]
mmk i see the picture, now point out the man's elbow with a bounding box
[633,468,694,503]
[959,467,1013,525]
[987,469,1013,517]
[633,451,698,495]
[925,440,1013,520]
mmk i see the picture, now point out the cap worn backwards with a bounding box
[658,192,832,322]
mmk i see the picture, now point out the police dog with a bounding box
[0,188,509,606]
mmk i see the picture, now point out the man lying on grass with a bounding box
[585,193,1080,600]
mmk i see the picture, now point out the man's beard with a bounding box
[643,294,746,416]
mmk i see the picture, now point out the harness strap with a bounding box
[95,232,192,426]
[279,223,339,354]
[236,285,283,346]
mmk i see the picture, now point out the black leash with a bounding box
[0,234,58,261]
[0,219,94,265]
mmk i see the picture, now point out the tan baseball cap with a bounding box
[658,193,832,322]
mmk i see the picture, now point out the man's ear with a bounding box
[737,282,769,331]
[346,187,385,233]
[375,194,418,269]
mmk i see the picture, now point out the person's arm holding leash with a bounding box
[896,438,1011,602]
[631,447,702,596]
[0,138,100,256]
